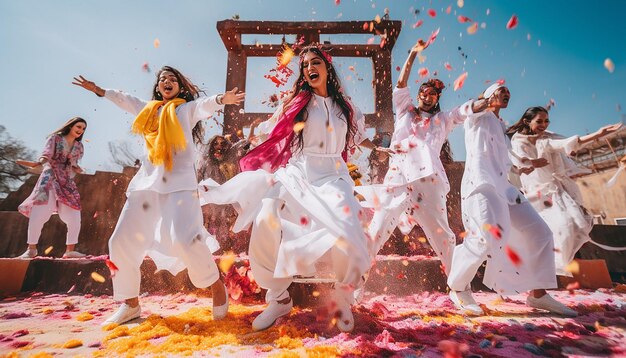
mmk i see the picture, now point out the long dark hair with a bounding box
[285,45,356,154]
[51,117,87,142]
[506,106,548,138]
[152,65,205,143]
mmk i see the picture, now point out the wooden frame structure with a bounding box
[216,19,402,134]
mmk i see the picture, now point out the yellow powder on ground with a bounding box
[95,304,337,357]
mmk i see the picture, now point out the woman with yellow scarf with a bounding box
[73,67,244,325]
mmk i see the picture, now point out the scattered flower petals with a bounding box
[44,246,53,255]
[293,122,306,132]
[458,15,472,23]
[453,72,468,91]
[418,67,429,77]
[505,245,522,266]
[90,272,105,283]
[427,9,437,17]
[604,58,615,73]
[62,339,83,349]
[218,251,236,274]
[506,14,519,30]
[467,22,478,35]
[153,38,160,48]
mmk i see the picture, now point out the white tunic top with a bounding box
[511,132,588,202]
[388,86,472,184]
[462,110,522,203]
[104,90,223,193]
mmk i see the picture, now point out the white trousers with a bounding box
[250,198,362,303]
[27,190,81,245]
[447,186,557,295]
[368,179,455,274]
[108,190,220,300]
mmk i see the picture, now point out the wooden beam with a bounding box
[242,44,381,57]
[217,20,401,40]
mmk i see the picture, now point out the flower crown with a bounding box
[299,45,333,65]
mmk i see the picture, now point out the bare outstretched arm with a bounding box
[72,75,105,97]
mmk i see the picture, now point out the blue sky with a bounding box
[2,0,625,172]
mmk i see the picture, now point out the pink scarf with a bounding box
[240,91,352,172]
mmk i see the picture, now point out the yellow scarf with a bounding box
[131,98,186,171]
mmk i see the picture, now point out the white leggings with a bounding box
[27,190,81,245]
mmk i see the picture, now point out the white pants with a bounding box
[368,179,455,274]
[27,190,81,245]
[250,198,362,303]
[447,187,557,295]
[109,190,220,300]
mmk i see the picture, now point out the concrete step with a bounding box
[0,255,452,304]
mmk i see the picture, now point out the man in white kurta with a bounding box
[446,84,576,317]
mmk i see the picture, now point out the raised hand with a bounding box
[72,75,105,97]
[221,87,245,106]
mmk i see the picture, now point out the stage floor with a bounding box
[1,288,625,357]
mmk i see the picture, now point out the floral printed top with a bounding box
[18,134,84,217]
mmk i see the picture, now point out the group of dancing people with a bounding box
[19,41,621,332]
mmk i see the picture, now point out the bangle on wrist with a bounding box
[216,94,224,105]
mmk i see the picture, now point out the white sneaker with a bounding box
[449,290,484,316]
[527,294,577,317]
[212,283,229,320]
[252,298,293,331]
[332,288,354,333]
[62,251,87,259]
[101,303,141,326]
[18,249,37,259]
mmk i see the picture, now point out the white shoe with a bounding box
[62,251,87,259]
[18,249,37,259]
[449,290,484,316]
[212,284,229,320]
[527,294,577,317]
[333,288,354,333]
[101,303,141,326]
[252,298,293,331]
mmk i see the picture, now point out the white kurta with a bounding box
[511,132,592,276]
[447,110,557,295]
[355,87,472,272]
[200,93,370,303]
[103,90,222,300]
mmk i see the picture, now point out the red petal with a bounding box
[457,15,472,23]
[428,9,437,17]
[506,14,519,30]
[505,245,522,266]
[453,72,468,91]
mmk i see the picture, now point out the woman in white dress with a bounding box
[72,67,244,325]
[507,107,622,275]
[355,42,474,273]
[446,83,577,317]
[199,46,377,332]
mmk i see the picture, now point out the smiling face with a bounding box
[157,71,181,101]
[528,111,550,134]
[489,87,511,109]
[69,122,87,140]
[417,87,439,112]
[301,52,329,96]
